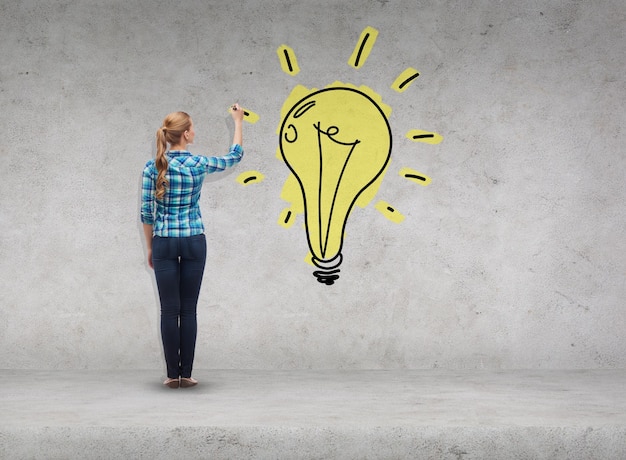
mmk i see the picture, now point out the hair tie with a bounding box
[161,127,167,134]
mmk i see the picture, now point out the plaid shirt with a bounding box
[141,144,243,237]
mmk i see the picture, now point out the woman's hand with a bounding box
[230,103,244,123]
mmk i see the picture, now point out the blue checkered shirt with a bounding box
[141,144,244,237]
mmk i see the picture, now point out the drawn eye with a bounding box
[284,124,298,143]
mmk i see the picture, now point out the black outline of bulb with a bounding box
[279,87,392,285]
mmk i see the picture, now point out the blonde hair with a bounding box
[155,111,192,200]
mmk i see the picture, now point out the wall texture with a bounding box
[0,0,624,370]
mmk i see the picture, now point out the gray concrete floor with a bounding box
[2,369,625,427]
[1,369,625,459]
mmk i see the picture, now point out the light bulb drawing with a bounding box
[279,87,392,285]
[232,26,443,284]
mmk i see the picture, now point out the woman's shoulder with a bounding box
[177,153,210,166]
[167,150,205,161]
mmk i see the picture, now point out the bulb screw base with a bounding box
[312,255,343,285]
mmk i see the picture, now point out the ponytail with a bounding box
[155,127,169,200]
[154,112,192,200]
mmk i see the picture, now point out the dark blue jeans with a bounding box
[152,234,207,379]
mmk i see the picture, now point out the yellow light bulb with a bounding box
[279,87,392,284]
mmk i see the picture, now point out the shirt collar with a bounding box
[167,150,192,156]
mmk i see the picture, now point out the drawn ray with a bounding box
[348,26,379,69]
[277,45,300,76]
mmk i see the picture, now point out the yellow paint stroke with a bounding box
[277,45,300,76]
[236,171,265,186]
[278,207,296,228]
[348,26,379,69]
[242,109,260,124]
[375,201,405,223]
[278,174,304,228]
[399,167,432,186]
[391,67,420,93]
[406,129,443,144]
[229,106,260,124]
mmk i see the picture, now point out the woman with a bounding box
[141,105,244,388]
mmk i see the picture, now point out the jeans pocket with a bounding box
[152,236,172,261]
[186,234,206,260]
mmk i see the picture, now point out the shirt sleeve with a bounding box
[204,144,244,173]
[140,163,156,225]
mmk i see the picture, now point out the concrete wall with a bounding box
[1,0,624,370]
